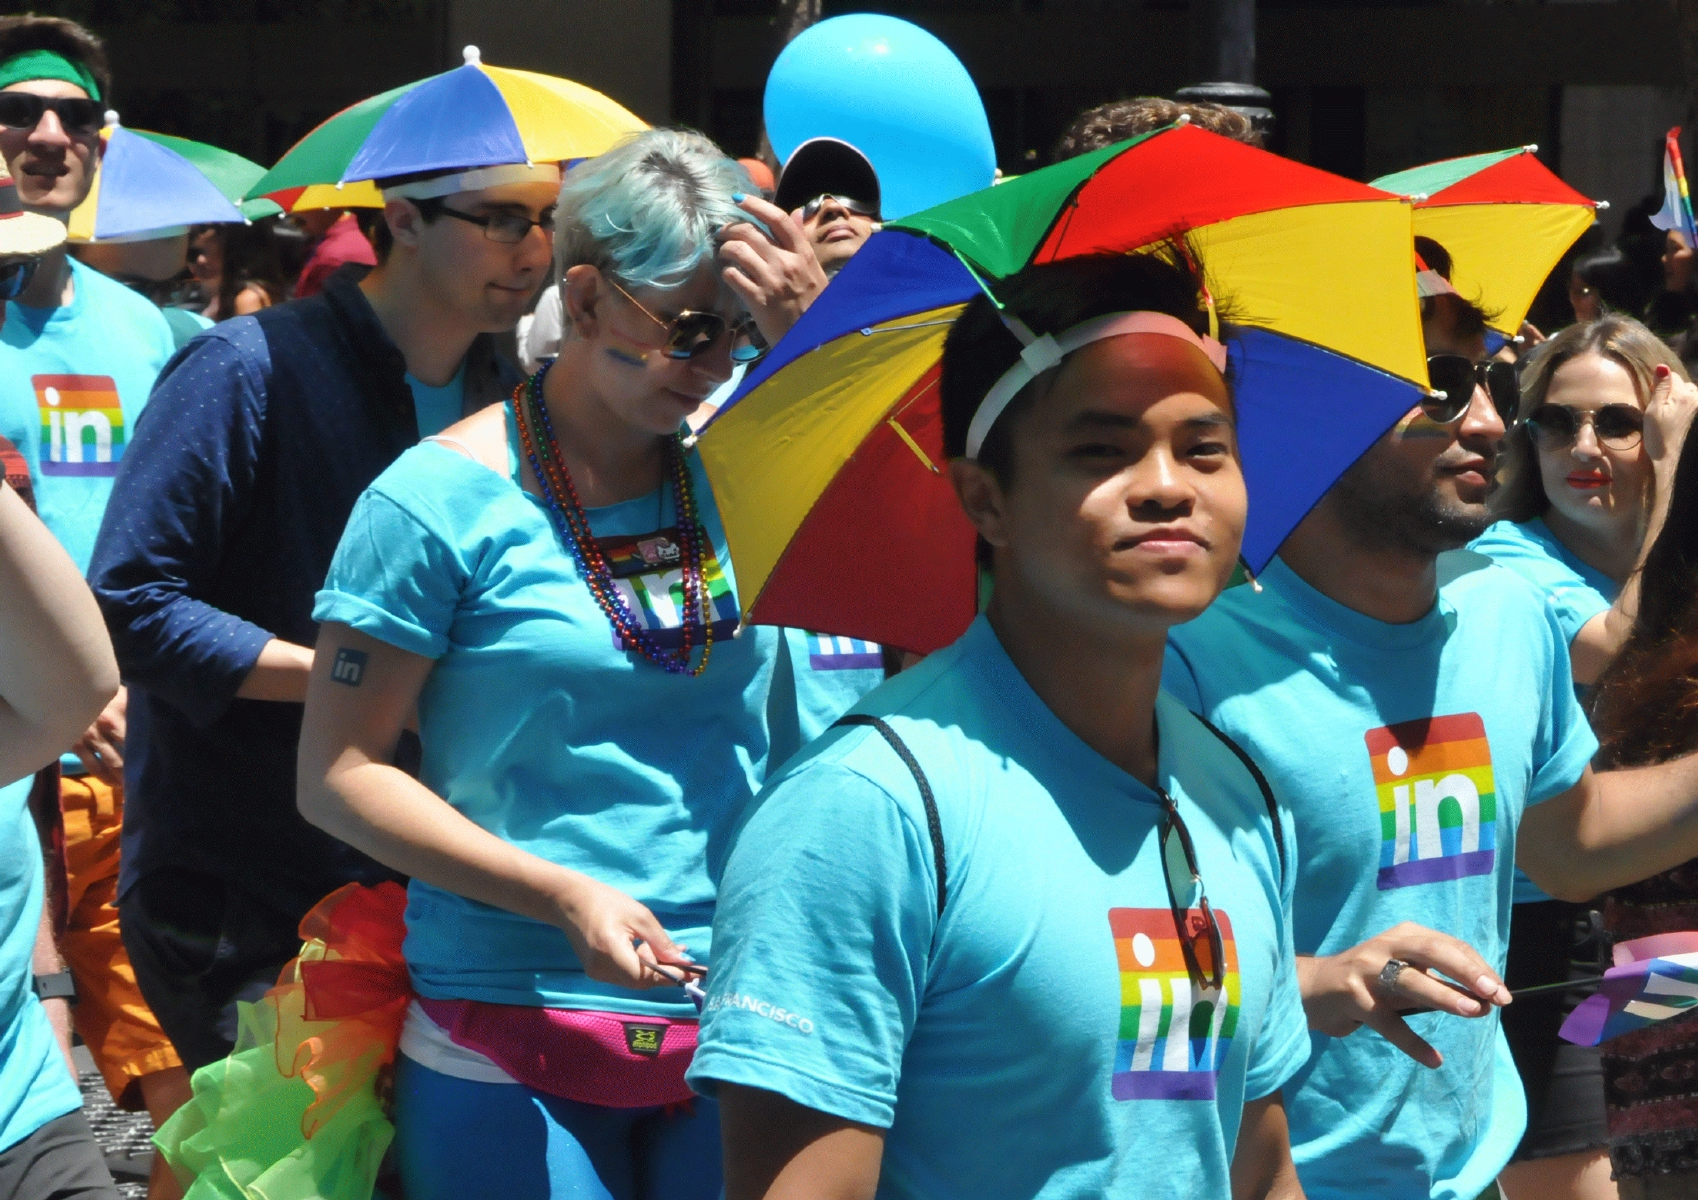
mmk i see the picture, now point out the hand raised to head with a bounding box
[717,194,828,348]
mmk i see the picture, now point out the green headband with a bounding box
[0,49,101,102]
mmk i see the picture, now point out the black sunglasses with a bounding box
[607,275,767,364]
[1525,402,1644,452]
[1424,355,1519,425]
[431,202,555,245]
[0,93,103,136]
[0,258,38,301]
[1156,786,1226,993]
[798,194,878,222]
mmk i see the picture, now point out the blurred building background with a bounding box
[16,0,1695,236]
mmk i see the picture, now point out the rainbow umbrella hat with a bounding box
[246,46,647,211]
[699,121,1430,654]
[1372,147,1598,334]
[67,117,259,242]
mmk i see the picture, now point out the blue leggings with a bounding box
[393,1053,722,1200]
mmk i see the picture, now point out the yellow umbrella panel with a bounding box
[1373,148,1598,333]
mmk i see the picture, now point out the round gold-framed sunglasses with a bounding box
[605,275,767,364]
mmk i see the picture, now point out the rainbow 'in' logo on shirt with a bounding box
[806,632,882,671]
[595,525,740,650]
[1367,713,1497,890]
[34,374,124,477]
[1110,907,1238,1101]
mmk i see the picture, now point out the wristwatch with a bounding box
[32,971,77,1005]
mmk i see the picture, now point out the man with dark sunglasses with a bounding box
[772,138,882,278]
[86,159,545,1085]
[1166,244,1698,1200]
[693,252,1308,1199]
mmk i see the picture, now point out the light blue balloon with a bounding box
[765,14,996,221]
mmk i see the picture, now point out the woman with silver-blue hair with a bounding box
[294,128,878,1197]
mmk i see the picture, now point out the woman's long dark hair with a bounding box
[1592,421,1698,768]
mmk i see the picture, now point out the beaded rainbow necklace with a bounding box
[513,362,715,676]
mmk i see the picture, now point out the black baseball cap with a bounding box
[774,138,881,216]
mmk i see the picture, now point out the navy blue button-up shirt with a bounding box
[89,267,518,919]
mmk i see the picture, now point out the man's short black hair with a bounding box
[0,15,111,103]
[368,173,452,264]
[1415,234,1494,337]
[940,246,1222,487]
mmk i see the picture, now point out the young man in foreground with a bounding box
[690,251,1308,1199]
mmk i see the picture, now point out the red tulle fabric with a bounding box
[274,882,697,1118]
[280,881,412,1137]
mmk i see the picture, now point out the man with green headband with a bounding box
[0,17,185,1200]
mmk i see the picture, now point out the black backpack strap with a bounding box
[1190,713,1287,884]
[833,715,947,917]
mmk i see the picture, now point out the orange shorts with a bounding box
[58,773,183,1109]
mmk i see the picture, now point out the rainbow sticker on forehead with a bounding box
[1110,907,1239,1101]
[1368,714,1498,889]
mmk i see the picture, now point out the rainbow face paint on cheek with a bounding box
[606,345,649,368]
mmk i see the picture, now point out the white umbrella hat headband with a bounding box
[380,161,562,202]
[963,309,1229,459]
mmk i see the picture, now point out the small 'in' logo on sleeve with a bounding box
[331,648,369,687]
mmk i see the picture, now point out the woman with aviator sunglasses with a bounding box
[295,129,883,1200]
[1480,317,1698,687]
[1468,316,1698,1200]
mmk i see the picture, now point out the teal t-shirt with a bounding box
[0,258,175,574]
[0,774,82,1153]
[1164,556,1597,1200]
[691,616,1310,1200]
[405,363,465,439]
[767,629,885,770]
[1466,518,1616,646]
[314,410,877,1019]
[1464,518,1616,903]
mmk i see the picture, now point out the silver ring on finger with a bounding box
[1378,959,1409,992]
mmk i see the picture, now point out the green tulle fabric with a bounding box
[153,883,410,1200]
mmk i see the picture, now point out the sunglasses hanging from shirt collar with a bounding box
[1156,785,1227,993]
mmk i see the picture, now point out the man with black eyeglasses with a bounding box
[86,160,550,1074]
[1164,241,1698,1200]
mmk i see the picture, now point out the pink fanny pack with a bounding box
[415,997,697,1109]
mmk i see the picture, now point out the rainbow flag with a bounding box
[1651,128,1698,252]
[1560,932,1698,1046]
[1110,907,1239,1101]
[1367,713,1498,890]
